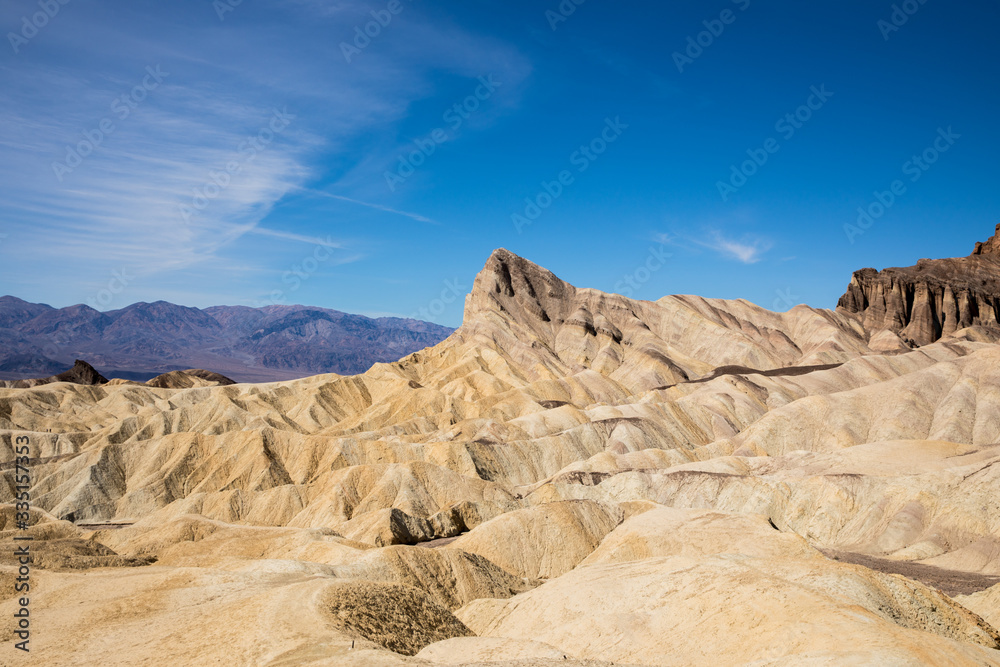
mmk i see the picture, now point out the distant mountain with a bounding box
[0,298,454,382]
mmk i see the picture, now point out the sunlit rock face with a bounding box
[4,240,1000,666]
[838,224,1000,346]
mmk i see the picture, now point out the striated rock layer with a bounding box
[838,224,1000,345]
[2,245,1000,665]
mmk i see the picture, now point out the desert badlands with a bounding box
[5,228,1000,666]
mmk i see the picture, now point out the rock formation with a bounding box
[0,359,108,388]
[0,360,236,389]
[144,369,236,388]
[838,224,1000,346]
[2,244,1000,665]
[973,223,1000,256]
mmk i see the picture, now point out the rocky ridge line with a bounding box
[837,224,1000,345]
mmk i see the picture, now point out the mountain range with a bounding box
[5,225,1000,665]
[0,299,454,382]
[7,223,1000,388]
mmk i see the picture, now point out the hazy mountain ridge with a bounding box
[0,297,454,382]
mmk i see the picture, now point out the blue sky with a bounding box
[0,0,997,326]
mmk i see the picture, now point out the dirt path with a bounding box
[75,522,135,531]
[416,535,462,549]
[655,362,845,391]
[821,549,1000,597]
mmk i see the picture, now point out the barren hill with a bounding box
[3,241,1000,665]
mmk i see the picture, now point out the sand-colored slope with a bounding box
[459,554,1000,666]
[2,248,1000,664]
[457,508,1000,665]
[959,584,1000,630]
[444,499,622,580]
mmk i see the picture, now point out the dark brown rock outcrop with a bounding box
[0,359,109,388]
[972,223,1000,256]
[838,225,1000,346]
[145,369,237,388]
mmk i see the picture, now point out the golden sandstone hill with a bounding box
[3,242,1000,665]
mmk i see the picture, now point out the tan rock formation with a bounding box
[458,551,1000,665]
[959,584,1000,630]
[2,246,1000,665]
[444,499,622,580]
[144,369,236,388]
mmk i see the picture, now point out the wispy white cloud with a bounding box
[658,229,773,264]
[243,226,343,248]
[305,190,439,225]
[0,61,320,279]
[0,0,531,310]
[701,231,772,264]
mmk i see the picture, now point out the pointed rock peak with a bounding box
[55,360,109,385]
[464,249,576,326]
[971,223,1000,256]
